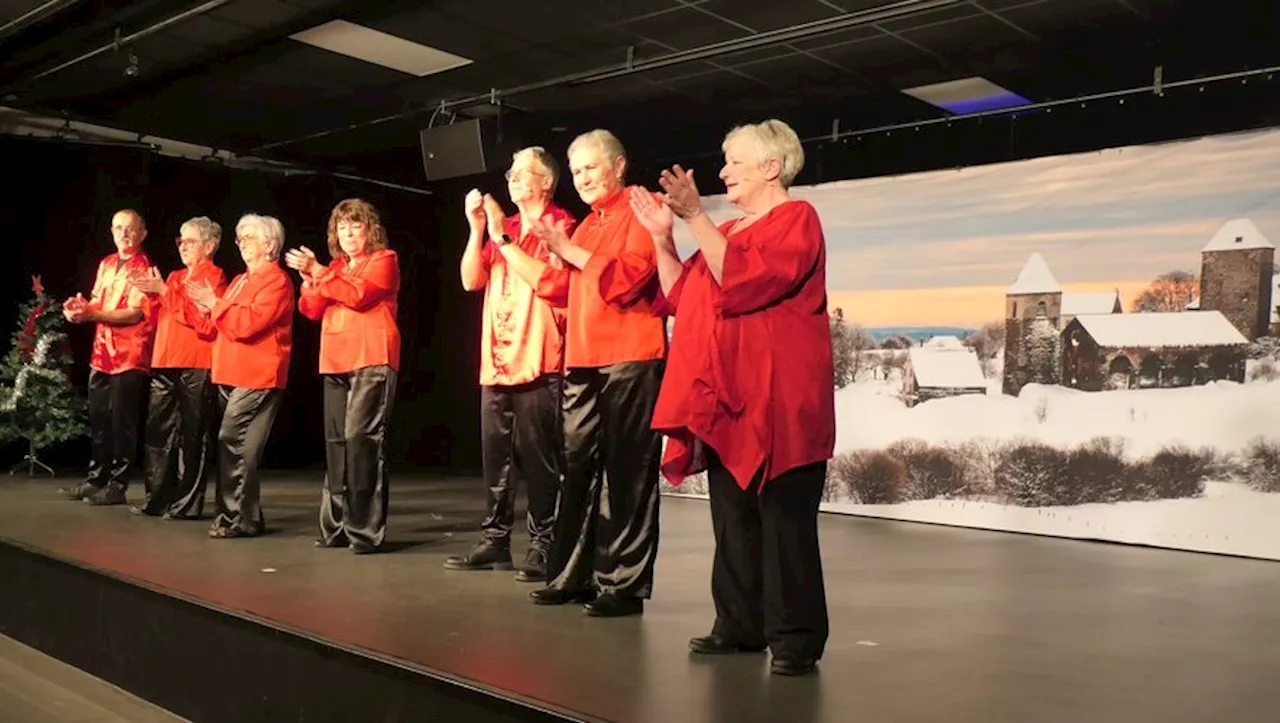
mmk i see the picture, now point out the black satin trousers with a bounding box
[545,359,664,599]
[212,385,282,535]
[86,369,148,491]
[140,368,217,517]
[317,366,397,550]
[478,374,562,551]
[706,451,830,662]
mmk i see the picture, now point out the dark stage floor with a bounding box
[1,471,1278,722]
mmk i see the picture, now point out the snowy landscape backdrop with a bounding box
[660,125,1280,562]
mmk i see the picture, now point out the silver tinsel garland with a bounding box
[0,335,59,413]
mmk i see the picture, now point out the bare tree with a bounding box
[1131,270,1198,313]
[964,321,1006,360]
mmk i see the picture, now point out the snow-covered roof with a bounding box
[1073,310,1248,348]
[1186,297,1200,310]
[1202,218,1274,252]
[1008,253,1061,294]
[923,334,965,350]
[1062,291,1119,316]
[907,347,987,389]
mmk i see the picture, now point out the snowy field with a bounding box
[662,372,1280,560]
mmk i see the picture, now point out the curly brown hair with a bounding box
[326,198,389,259]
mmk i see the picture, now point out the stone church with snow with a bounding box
[1002,218,1272,396]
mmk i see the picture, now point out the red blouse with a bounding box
[201,264,295,390]
[651,200,835,491]
[151,260,228,370]
[539,187,667,369]
[87,252,158,375]
[298,248,401,375]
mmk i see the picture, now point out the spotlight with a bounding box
[124,52,138,77]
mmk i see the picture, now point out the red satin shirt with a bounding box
[151,260,228,370]
[87,252,158,375]
[298,248,401,375]
[540,187,667,369]
[201,264,295,390]
[651,200,835,491]
[474,205,576,386]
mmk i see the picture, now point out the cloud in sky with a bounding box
[672,126,1280,326]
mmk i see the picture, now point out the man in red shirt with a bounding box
[59,208,158,507]
[451,146,576,582]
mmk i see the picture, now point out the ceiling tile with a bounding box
[695,0,843,32]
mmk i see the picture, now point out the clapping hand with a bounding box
[283,246,320,279]
[658,165,704,221]
[62,293,88,323]
[185,279,217,314]
[130,266,165,295]
[464,188,486,231]
[529,215,573,257]
[629,187,675,247]
[481,193,507,242]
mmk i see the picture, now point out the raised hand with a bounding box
[481,193,507,241]
[658,165,704,221]
[283,246,320,277]
[464,188,486,230]
[629,187,674,241]
[130,267,165,295]
[530,215,572,256]
[185,279,217,313]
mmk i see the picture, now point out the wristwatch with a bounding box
[494,233,513,247]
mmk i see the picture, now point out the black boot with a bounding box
[514,547,547,583]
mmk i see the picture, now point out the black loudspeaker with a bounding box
[419,116,533,182]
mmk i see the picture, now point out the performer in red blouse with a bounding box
[526,130,667,617]
[130,216,228,519]
[631,119,834,675]
[59,209,158,507]
[448,147,575,581]
[288,199,400,554]
[186,214,295,539]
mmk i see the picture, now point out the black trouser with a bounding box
[706,450,829,662]
[86,369,149,491]
[546,360,663,598]
[477,374,563,551]
[213,385,282,535]
[318,366,397,549]
[140,368,217,517]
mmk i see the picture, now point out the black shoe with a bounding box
[514,547,547,583]
[583,594,644,618]
[85,485,126,506]
[58,482,97,501]
[689,634,768,655]
[529,587,596,605]
[443,542,513,571]
[314,536,349,548]
[770,658,818,676]
[350,541,378,555]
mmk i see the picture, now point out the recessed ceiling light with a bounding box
[902,76,1030,114]
[291,20,472,77]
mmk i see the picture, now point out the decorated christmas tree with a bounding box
[0,276,87,475]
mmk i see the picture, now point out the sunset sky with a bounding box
[672,126,1280,328]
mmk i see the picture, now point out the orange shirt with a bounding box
[540,187,667,369]
[202,264,294,389]
[151,260,228,370]
[88,252,158,375]
[298,248,401,375]
[476,205,576,386]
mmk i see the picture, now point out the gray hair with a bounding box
[723,119,805,188]
[511,146,559,194]
[568,129,627,169]
[180,216,222,252]
[235,213,285,262]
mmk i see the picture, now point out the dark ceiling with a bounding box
[0,0,1277,189]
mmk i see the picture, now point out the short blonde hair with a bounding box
[568,129,626,168]
[723,119,805,188]
[510,146,559,194]
[180,216,222,252]
[235,214,285,262]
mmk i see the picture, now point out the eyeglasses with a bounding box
[504,169,545,182]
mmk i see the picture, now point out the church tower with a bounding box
[1199,218,1275,341]
[1002,253,1064,395]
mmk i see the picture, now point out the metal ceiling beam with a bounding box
[0,0,86,45]
[250,0,966,153]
